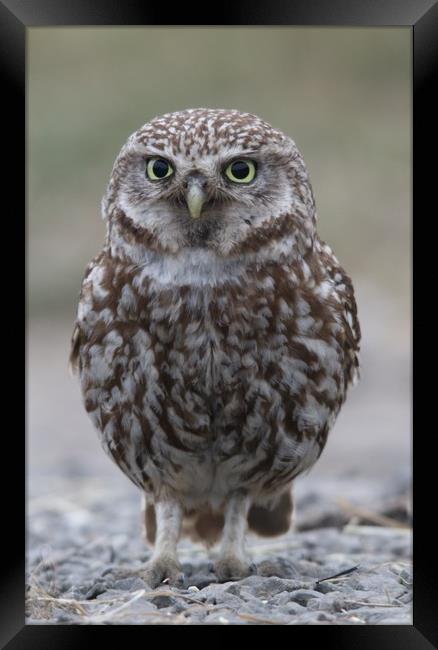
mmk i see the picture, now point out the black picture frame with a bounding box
[4,0,436,645]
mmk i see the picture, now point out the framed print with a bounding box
[3,0,436,645]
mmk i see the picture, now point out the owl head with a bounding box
[103,108,317,262]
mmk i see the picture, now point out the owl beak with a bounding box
[185,180,207,219]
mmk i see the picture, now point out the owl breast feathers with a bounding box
[71,108,360,585]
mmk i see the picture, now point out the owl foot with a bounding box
[141,555,184,589]
[214,555,256,582]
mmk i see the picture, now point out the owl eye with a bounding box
[146,157,174,180]
[224,160,257,184]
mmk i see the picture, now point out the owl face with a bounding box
[104,109,316,259]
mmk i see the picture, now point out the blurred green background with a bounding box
[28,28,411,485]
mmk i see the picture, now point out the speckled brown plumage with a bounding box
[71,108,360,586]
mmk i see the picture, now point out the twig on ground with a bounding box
[336,498,410,529]
[345,600,402,609]
[82,589,147,622]
[316,564,359,584]
[143,589,212,607]
[237,612,289,625]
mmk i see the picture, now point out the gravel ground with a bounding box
[26,472,412,625]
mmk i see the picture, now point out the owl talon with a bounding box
[141,556,184,589]
[249,562,258,575]
[214,556,254,582]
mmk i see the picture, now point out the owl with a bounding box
[70,108,360,587]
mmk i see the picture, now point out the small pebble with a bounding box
[288,589,323,605]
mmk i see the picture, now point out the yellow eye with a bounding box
[146,157,174,180]
[225,159,257,184]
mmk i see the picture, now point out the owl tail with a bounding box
[145,502,225,547]
[247,488,293,537]
[144,487,293,547]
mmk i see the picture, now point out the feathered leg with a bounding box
[214,493,254,581]
[142,500,184,588]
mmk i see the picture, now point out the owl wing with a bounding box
[69,252,105,373]
[69,323,81,374]
[317,238,361,389]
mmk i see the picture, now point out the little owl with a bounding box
[71,108,360,587]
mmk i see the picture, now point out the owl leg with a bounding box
[141,500,184,588]
[214,493,254,581]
